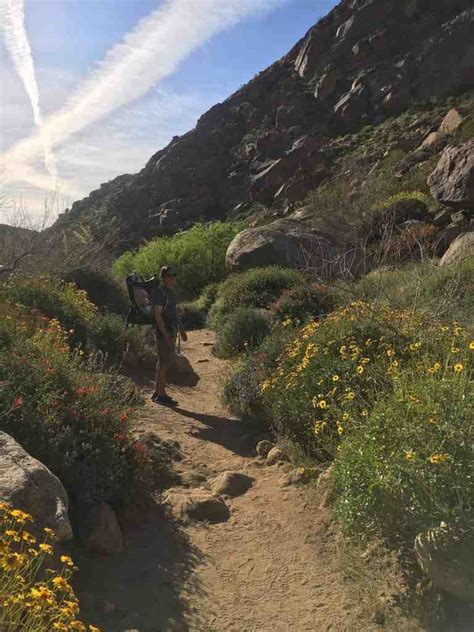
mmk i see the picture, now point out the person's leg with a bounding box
[153,339,168,398]
[154,338,177,403]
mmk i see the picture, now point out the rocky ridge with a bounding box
[52,0,474,249]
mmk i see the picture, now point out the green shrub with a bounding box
[0,305,160,508]
[113,222,242,298]
[270,283,335,324]
[344,258,474,325]
[208,266,304,328]
[332,348,473,541]
[222,324,294,421]
[3,275,150,363]
[178,301,207,330]
[67,267,129,314]
[213,307,271,358]
[260,300,473,544]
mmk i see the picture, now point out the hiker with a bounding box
[151,265,187,405]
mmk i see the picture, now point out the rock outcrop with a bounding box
[428,141,474,209]
[439,232,474,266]
[226,219,337,272]
[415,524,474,601]
[51,1,474,248]
[0,432,72,541]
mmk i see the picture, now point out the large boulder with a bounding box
[209,471,254,497]
[164,490,230,523]
[427,141,474,209]
[226,219,337,273]
[0,432,72,541]
[415,524,474,601]
[439,232,474,266]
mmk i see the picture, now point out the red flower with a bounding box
[12,396,23,409]
[133,442,146,453]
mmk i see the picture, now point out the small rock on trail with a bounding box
[164,489,230,523]
[209,471,254,497]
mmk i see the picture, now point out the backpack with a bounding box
[125,272,167,327]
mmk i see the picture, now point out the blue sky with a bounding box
[1,0,337,222]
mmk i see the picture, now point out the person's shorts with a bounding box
[155,335,176,369]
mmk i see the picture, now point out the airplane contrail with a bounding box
[1,0,283,193]
[0,0,57,179]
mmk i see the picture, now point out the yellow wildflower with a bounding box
[428,453,450,464]
[60,555,74,567]
[39,543,53,555]
[318,400,328,409]
[332,374,340,382]
[52,576,71,592]
[11,509,32,523]
[469,341,474,350]
[405,450,414,461]
[454,363,464,373]
[21,531,36,545]
[356,365,364,375]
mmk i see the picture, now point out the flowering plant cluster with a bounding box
[0,299,162,509]
[0,503,99,632]
[259,301,473,539]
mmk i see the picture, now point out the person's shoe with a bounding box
[155,394,178,406]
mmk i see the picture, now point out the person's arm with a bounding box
[154,305,174,347]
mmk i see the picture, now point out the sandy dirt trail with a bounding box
[74,330,359,632]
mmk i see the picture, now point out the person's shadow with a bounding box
[173,406,262,457]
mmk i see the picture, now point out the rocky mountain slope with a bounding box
[53,0,474,249]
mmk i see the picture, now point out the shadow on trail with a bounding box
[71,504,207,632]
[174,407,261,457]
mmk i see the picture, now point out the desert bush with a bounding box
[178,301,207,330]
[67,267,129,314]
[344,258,474,324]
[260,301,473,544]
[208,266,303,328]
[0,503,98,632]
[269,283,335,324]
[113,222,242,298]
[213,307,271,358]
[332,340,473,542]
[0,306,161,508]
[3,275,149,363]
[222,324,294,421]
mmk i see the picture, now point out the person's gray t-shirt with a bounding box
[151,285,178,335]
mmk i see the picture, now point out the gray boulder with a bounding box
[427,141,474,209]
[0,432,72,541]
[439,232,474,266]
[256,440,274,458]
[415,524,474,601]
[209,471,254,497]
[226,219,337,273]
[266,447,286,466]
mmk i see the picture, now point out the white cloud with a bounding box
[0,0,57,178]
[1,0,283,204]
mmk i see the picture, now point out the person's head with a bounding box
[160,265,177,288]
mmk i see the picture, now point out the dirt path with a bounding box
[74,330,360,632]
